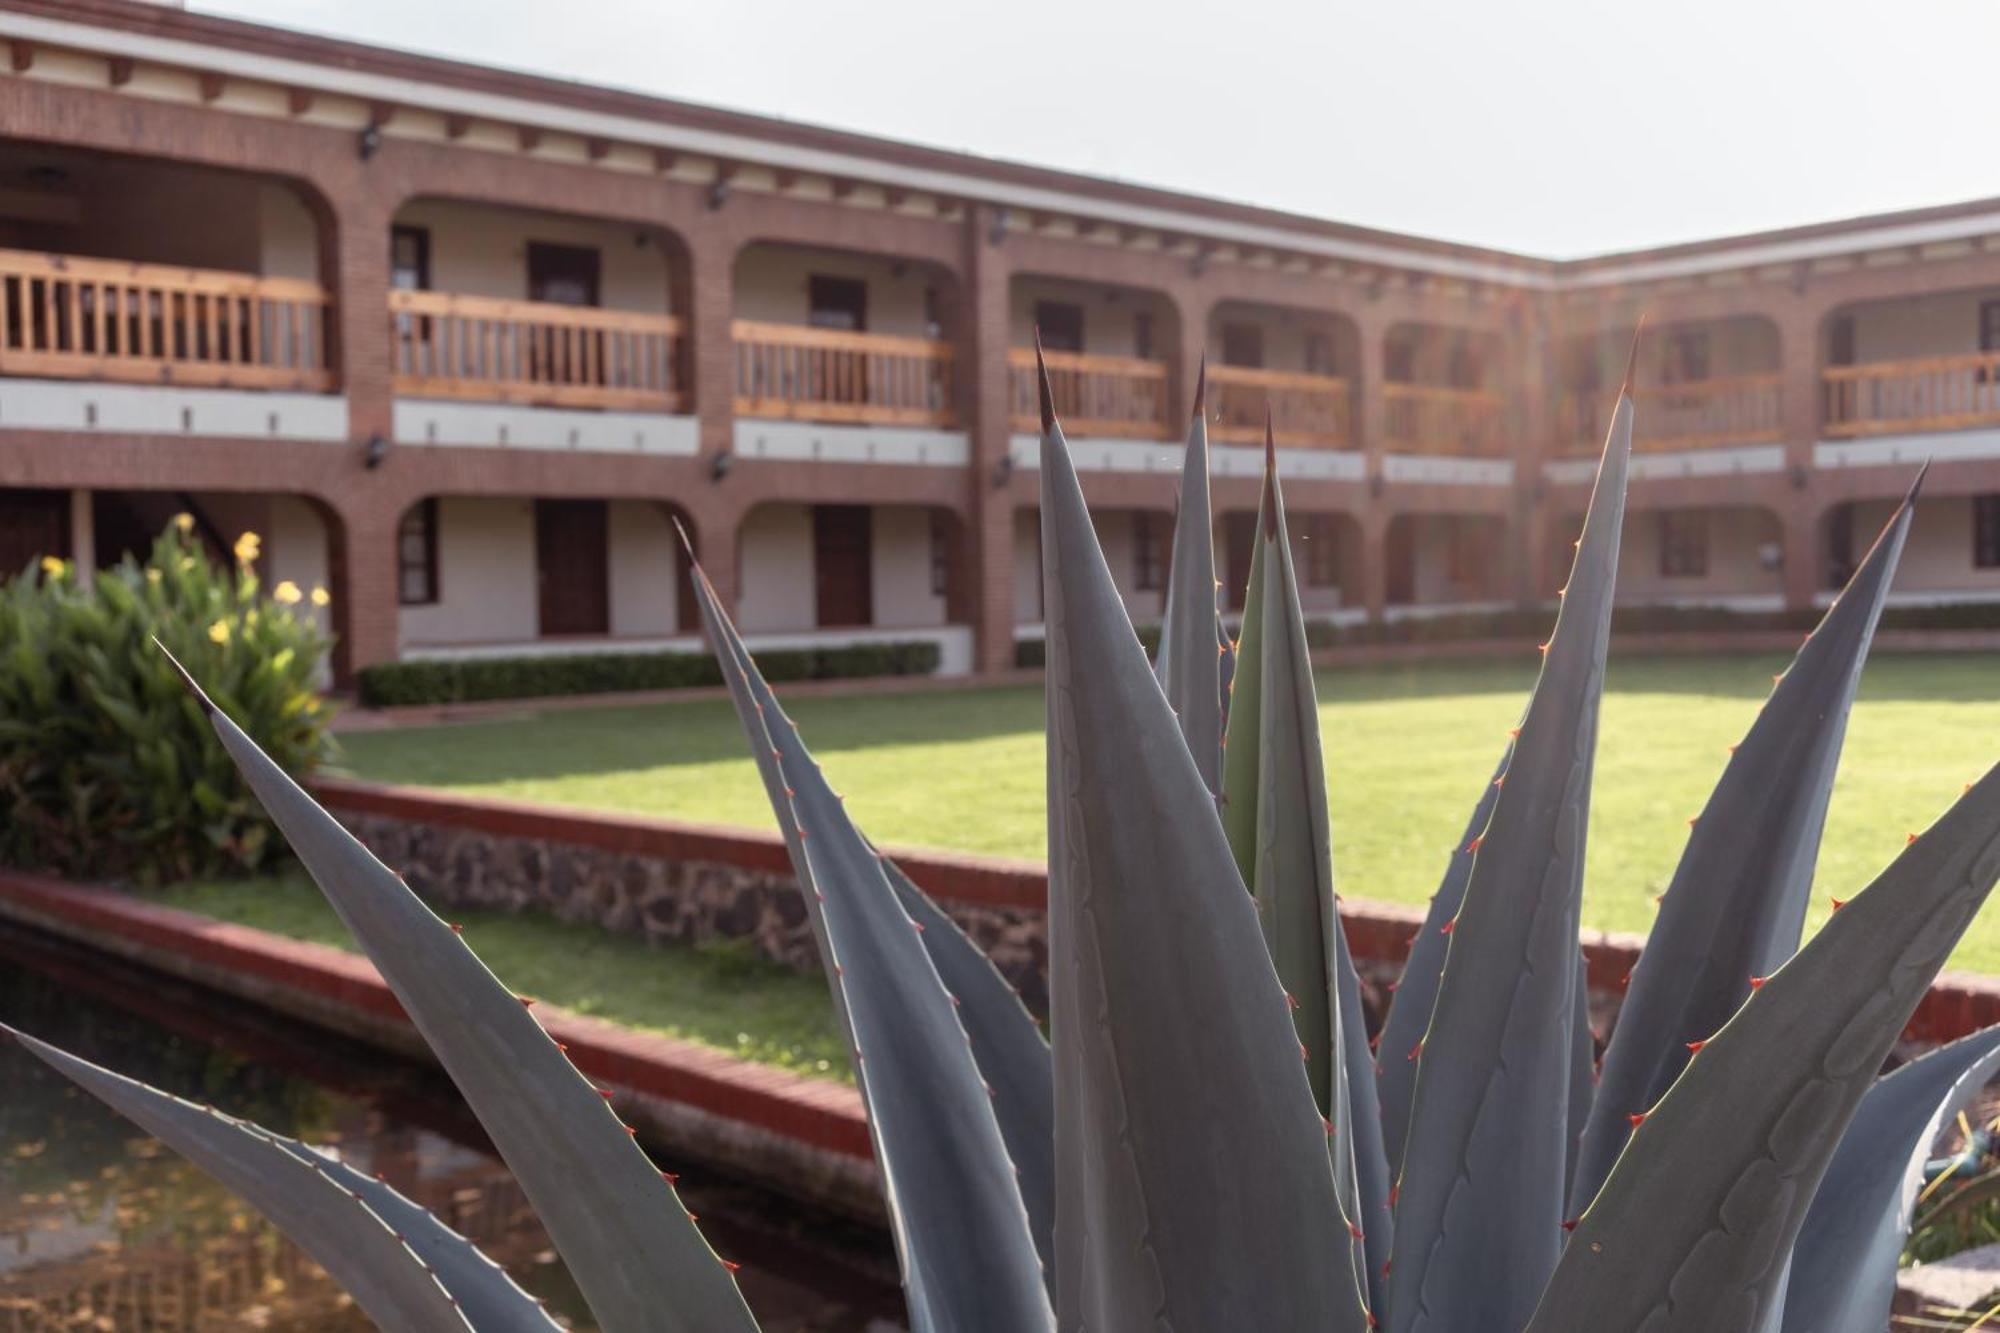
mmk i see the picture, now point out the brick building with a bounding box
[0,0,1996,684]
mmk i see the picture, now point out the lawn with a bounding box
[330,650,2000,970]
[151,876,850,1080]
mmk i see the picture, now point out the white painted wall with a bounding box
[1617,507,1784,602]
[257,181,321,281]
[608,501,681,636]
[1008,278,1174,358]
[738,503,816,633]
[871,506,946,628]
[1837,288,2000,363]
[734,245,943,338]
[1846,496,2000,595]
[399,497,539,647]
[393,199,674,314]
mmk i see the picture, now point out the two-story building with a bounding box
[0,0,1995,685]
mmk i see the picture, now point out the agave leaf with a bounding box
[5,1025,559,1333]
[1386,374,1633,1333]
[1573,472,1922,1214]
[1527,765,2000,1332]
[162,649,759,1333]
[687,563,1053,1333]
[1373,748,1509,1175]
[1153,357,1224,793]
[1037,356,1369,1331]
[1221,425,1390,1310]
[1567,954,1595,1194]
[1781,1022,2000,1333]
[880,858,1055,1271]
[1372,750,1509,1172]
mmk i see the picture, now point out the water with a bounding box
[0,920,907,1331]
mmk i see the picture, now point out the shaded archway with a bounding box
[1385,512,1511,608]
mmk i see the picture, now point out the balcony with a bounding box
[1385,384,1506,455]
[1558,375,1784,454]
[733,321,954,428]
[1822,354,2000,438]
[1007,348,1168,438]
[1209,367,1350,449]
[0,248,332,391]
[389,290,687,412]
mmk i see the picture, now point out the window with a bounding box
[929,511,952,597]
[389,226,430,291]
[1303,514,1340,588]
[526,242,601,307]
[1035,300,1084,353]
[1663,330,1711,386]
[397,499,439,606]
[1976,494,2000,569]
[1133,512,1164,591]
[807,276,868,332]
[1659,510,1710,579]
[1303,332,1333,377]
[1132,310,1155,361]
[1221,322,1264,369]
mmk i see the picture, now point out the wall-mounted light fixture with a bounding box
[988,207,1009,247]
[1369,471,1386,499]
[707,175,732,212]
[363,434,389,469]
[991,453,1016,489]
[357,123,383,161]
[709,449,734,482]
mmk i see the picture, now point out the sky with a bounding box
[197,0,2000,259]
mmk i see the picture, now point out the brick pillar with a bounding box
[687,220,740,605]
[965,205,1017,674]
[320,181,396,679]
[695,499,743,612]
[1360,509,1391,621]
[1776,300,1825,612]
[1354,309,1391,622]
[1176,288,1209,424]
[1510,298,1554,606]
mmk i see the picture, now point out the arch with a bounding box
[736,498,965,634]
[1206,299,1361,449]
[1210,507,1365,615]
[1820,284,2000,439]
[1008,272,1185,440]
[1552,314,1782,455]
[1384,511,1512,609]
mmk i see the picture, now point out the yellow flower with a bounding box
[38,556,62,578]
[232,531,262,565]
[172,512,194,535]
[207,619,231,645]
[145,568,162,584]
[272,580,303,605]
[309,586,331,608]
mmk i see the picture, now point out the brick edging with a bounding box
[0,870,872,1167]
[307,776,2000,1045]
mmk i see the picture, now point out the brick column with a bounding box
[1354,307,1391,622]
[1360,509,1391,621]
[1776,301,1825,611]
[687,219,740,606]
[320,180,397,679]
[1510,298,1554,606]
[965,205,1017,674]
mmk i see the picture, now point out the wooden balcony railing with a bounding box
[1209,366,1351,448]
[1006,348,1169,438]
[1558,374,1784,454]
[391,290,687,411]
[1384,384,1506,455]
[1822,352,2000,438]
[0,248,332,390]
[734,320,954,427]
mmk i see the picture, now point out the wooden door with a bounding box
[1386,518,1417,605]
[535,499,609,637]
[813,504,873,628]
[1222,512,1257,611]
[0,489,70,577]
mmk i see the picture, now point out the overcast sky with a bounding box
[197,0,2000,259]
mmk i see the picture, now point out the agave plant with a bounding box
[6,346,2000,1333]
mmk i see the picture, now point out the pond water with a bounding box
[0,920,908,1330]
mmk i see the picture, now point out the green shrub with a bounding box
[0,521,334,883]
[356,638,941,707]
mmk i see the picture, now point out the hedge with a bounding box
[1012,600,2000,668]
[358,640,942,707]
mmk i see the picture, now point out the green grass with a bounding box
[330,650,2000,970]
[150,876,850,1081]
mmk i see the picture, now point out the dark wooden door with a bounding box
[527,243,601,306]
[535,499,609,637]
[1386,518,1417,605]
[813,504,873,628]
[0,489,70,577]
[1222,512,1257,611]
